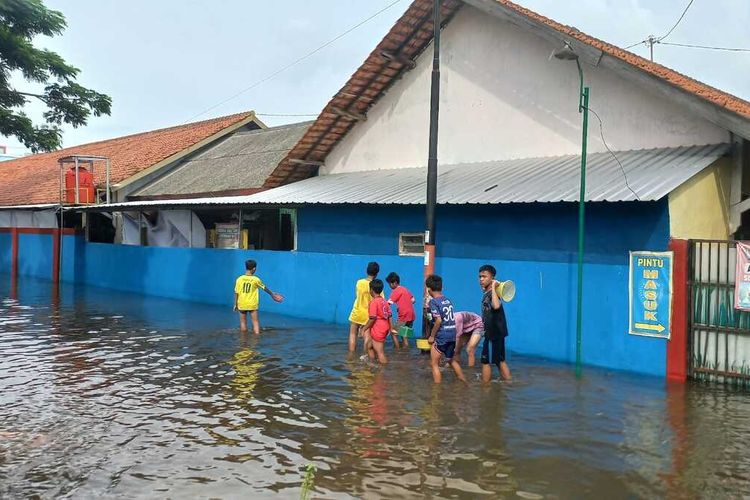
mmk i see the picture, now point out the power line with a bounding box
[659,41,750,52]
[623,0,695,58]
[657,0,694,42]
[584,106,640,201]
[183,0,404,124]
[624,40,645,50]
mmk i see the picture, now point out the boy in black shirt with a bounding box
[479,264,512,382]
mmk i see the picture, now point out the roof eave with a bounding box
[127,187,266,201]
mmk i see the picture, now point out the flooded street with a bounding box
[1,275,749,498]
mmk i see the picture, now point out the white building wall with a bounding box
[322,5,728,175]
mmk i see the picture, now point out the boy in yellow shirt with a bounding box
[234,259,283,334]
[348,261,380,352]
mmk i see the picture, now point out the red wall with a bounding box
[667,238,688,381]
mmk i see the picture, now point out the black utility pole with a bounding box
[424,0,441,281]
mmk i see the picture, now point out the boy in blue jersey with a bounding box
[426,274,467,384]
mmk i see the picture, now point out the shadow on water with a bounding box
[1,273,750,498]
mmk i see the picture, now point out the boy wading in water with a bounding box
[361,279,392,364]
[386,272,416,348]
[348,262,381,352]
[426,274,467,384]
[479,264,512,382]
[234,259,283,334]
[454,311,484,367]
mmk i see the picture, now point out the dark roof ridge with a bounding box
[233,120,314,136]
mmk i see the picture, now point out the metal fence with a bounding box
[688,239,750,386]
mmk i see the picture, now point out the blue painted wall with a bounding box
[298,202,669,263]
[0,232,10,273]
[60,237,424,326]
[0,232,55,278]
[18,233,53,280]
[297,202,670,375]
[2,200,670,376]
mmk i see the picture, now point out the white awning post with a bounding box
[138,211,143,246]
[238,208,243,249]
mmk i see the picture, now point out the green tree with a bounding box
[0,0,111,152]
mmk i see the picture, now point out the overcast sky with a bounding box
[4,0,749,155]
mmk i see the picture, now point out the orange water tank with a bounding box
[64,166,96,204]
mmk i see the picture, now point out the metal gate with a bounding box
[688,239,750,386]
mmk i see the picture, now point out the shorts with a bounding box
[397,320,414,328]
[370,329,389,343]
[458,329,484,339]
[433,339,456,360]
[481,336,506,366]
[238,309,258,313]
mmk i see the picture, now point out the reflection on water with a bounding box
[229,342,264,402]
[1,275,750,498]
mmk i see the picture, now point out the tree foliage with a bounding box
[0,0,111,152]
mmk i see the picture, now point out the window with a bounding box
[279,208,297,251]
[86,212,115,243]
[399,232,425,256]
[198,208,297,251]
[101,208,298,250]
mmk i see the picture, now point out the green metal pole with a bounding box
[575,86,589,378]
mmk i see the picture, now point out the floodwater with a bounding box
[1,276,749,499]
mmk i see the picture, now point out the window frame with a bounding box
[398,232,425,257]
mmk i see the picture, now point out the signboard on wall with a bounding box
[734,241,750,311]
[215,223,240,249]
[629,251,673,339]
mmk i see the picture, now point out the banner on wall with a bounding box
[629,251,673,339]
[734,241,750,311]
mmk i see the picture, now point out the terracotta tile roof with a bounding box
[264,0,464,188]
[0,111,255,206]
[264,0,750,188]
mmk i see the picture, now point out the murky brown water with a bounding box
[1,275,750,499]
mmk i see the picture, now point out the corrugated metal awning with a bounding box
[76,144,729,211]
[0,204,59,211]
[238,143,731,204]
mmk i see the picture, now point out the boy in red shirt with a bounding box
[385,272,416,348]
[362,279,392,364]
